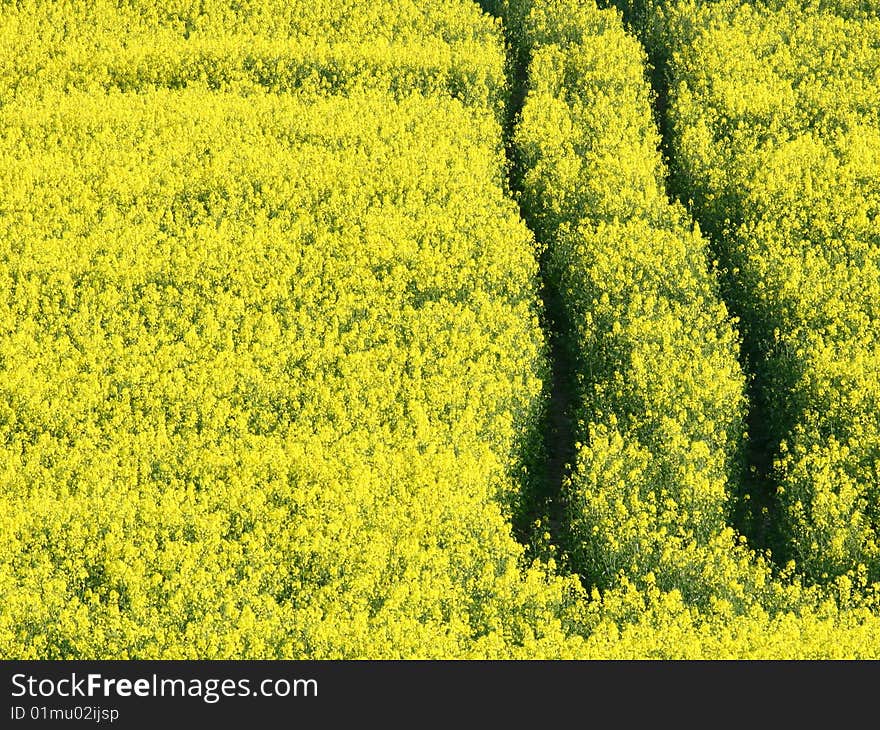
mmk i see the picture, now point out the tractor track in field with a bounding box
[479,1,579,567]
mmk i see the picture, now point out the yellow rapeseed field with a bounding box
[2,0,880,658]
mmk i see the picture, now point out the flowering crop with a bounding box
[646,0,880,582]
[0,0,509,115]
[0,0,591,659]
[513,0,772,609]
[3,0,880,659]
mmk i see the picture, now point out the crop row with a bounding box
[632,0,880,582]
[509,0,780,610]
[489,0,880,655]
